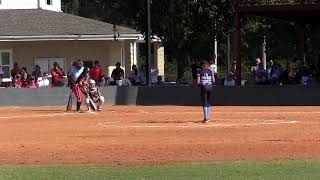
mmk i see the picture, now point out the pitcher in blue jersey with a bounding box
[197,61,215,123]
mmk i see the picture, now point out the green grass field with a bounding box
[0,159,319,180]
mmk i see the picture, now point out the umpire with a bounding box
[197,61,215,123]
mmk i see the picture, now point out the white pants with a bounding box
[85,96,105,110]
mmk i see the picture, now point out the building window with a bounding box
[47,0,52,5]
[0,50,12,79]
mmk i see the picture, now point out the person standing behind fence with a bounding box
[111,62,124,86]
[50,62,64,87]
[90,60,103,86]
[32,65,42,82]
[197,61,215,123]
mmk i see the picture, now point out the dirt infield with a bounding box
[0,106,320,165]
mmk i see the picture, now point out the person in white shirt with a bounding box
[38,73,50,88]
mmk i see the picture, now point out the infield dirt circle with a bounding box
[0,106,319,165]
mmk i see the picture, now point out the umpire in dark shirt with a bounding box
[111,62,124,85]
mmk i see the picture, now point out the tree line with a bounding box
[62,0,320,79]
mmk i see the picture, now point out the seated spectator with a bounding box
[27,76,39,88]
[155,76,164,85]
[20,68,29,88]
[11,74,23,88]
[11,62,21,78]
[32,65,42,82]
[288,68,298,85]
[111,62,124,85]
[99,74,106,86]
[270,63,281,85]
[224,73,236,86]
[50,62,64,87]
[151,64,159,84]
[300,69,311,85]
[90,60,103,86]
[120,78,132,86]
[38,73,50,88]
[128,64,140,86]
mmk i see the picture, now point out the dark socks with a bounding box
[76,102,81,111]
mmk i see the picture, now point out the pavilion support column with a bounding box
[153,42,165,81]
[235,12,242,85]
[124,41,136,77]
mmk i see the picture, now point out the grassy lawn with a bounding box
[0,159,319,180]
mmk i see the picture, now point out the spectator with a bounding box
[90,60,103,86]
[20,67,29,88]
[155,76,164,85]
[111,62,124,85]
[224,73,236,86]
[139,65,147,85]
[252,58,268,85]
[38,73,50,88]
[99,74,106,86]
[301,70,311,85]
[11,74,23,88]
[50,62,64,87]
[151,64,159,84]
[270,63,281,85]
[121,78,132,86]
[32,65,42,82]
[27,76,39,88]
[11,62,20,78]
[288,68,298,85]
[266,60,273,80]
[128,64,140,86]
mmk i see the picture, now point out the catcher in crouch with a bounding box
[85,79,105,111]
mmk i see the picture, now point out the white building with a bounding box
[0,0,164,83]
[0,0,61,12]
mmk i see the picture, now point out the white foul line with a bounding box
[96,120,298,129]
[0,112,97,119]
[137,110,320,115]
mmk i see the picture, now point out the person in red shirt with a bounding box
[27,76,39,88]
[50,62,64,87]
[20,67,29,88]
[11,74,23,88]
[90,60,103,86]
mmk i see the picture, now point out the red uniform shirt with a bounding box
[50,67,64,82]
[90,66,103,81]
[27,82,39,88]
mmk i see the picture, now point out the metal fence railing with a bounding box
[239,0,320,6]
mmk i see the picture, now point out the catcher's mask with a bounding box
[89,79,96,88]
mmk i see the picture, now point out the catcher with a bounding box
[84,79,105,111]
